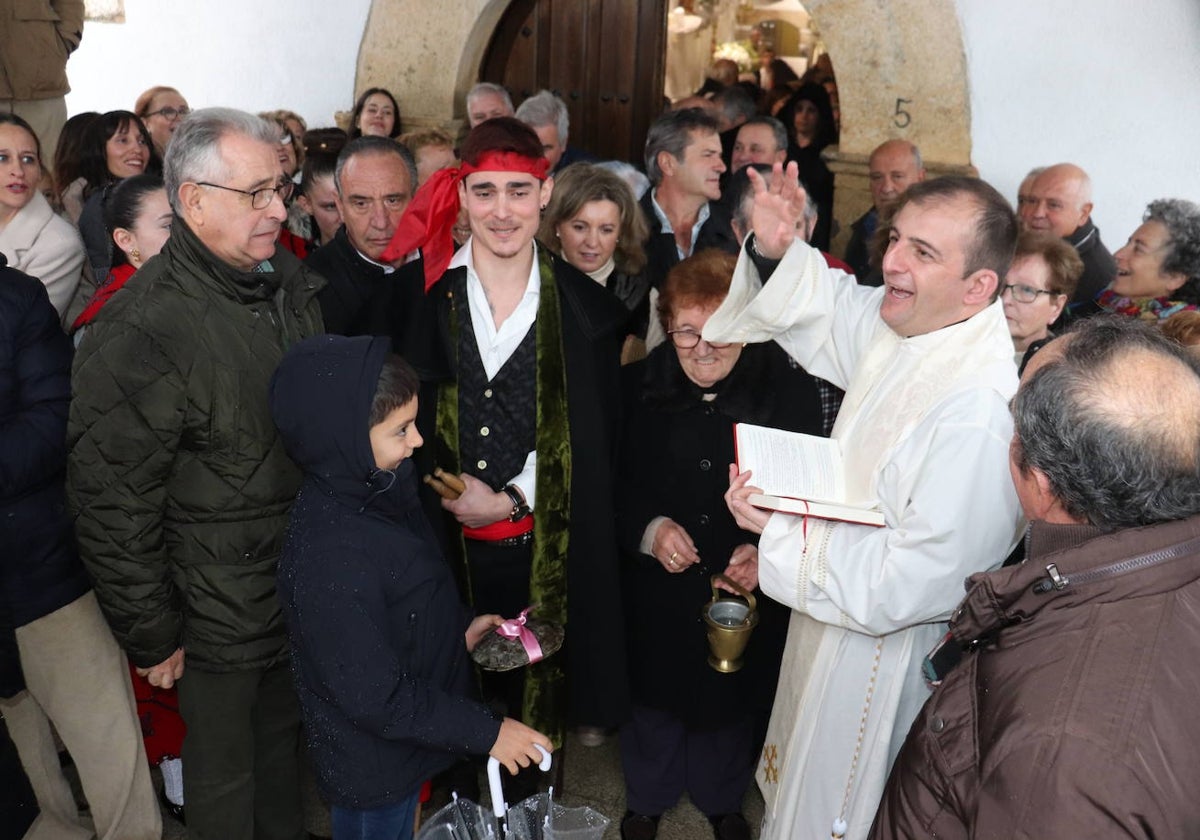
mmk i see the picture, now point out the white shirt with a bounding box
[447,239,539,508]
[650,188,711,261]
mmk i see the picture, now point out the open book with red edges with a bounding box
[733,422,886,527]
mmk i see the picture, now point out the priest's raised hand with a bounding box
[748,160,809,259]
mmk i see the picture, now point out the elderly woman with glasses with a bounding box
[135,86,190,158]
[1000,230,1083,369]
[615,249,825,840]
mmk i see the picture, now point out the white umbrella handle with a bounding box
[486,744,552,819]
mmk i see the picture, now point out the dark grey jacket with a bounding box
[67,220,325,671]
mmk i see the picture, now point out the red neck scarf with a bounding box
[381,150,549,291]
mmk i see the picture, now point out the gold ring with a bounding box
[669,552,679,561]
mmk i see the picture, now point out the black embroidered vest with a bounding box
[456,278,538,491]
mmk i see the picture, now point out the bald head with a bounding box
[1019,162,1093,237]
[868,140,925,210]
[1012,317,1200,529]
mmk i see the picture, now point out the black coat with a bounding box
[271,334,499,809]
[1068,217,1117,309]
[307,226,425,356]
[0,256,89,698]
[844,207,884,286]
[789,142,835,252]
[410,253,632,729]
[639,189,739,293]
[617,341,825,728]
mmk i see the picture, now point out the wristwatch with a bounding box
[502,484,532,522]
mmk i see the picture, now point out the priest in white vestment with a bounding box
[704,166,1025,839]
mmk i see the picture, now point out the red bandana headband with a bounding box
[381,151,550,291]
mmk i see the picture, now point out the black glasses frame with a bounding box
[195,180,293,210]
[145,107,189,121]
[667,329,732,350]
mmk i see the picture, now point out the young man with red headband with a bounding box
[383,117,630,791]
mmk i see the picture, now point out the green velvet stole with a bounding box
[435,248,571,746]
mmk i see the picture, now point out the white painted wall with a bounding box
[63,0,1200,245]
[958,0,1200,246]
[64,0,373,131]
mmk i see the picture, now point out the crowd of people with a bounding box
[6,10,1200,840]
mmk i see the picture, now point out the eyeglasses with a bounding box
[279,133,293,146]
[145,107,189,121]
[667,329,732,350]
[1001,283,1059,304]
[195,179,294,210]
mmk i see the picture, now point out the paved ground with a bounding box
[33,725,764,839]
[148,729,764,839]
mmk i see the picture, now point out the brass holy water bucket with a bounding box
[703,574,759,673]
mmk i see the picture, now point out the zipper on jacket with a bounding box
[1032,534,1200,595]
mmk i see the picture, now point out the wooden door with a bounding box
[481,0,668,167]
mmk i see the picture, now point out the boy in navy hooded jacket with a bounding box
[270,334,550,839]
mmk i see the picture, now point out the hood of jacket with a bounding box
[270,333,416,513]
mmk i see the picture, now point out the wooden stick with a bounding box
[433,467,466,494]
[423,474,461,500]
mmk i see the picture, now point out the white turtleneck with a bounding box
[585,257,616,287]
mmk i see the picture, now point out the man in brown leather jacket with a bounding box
[871,316,1200,839]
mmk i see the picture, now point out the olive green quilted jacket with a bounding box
[67,221,325,672]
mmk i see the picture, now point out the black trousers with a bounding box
[620,704,755,817]
[464,538,533,720]
[463,539,551,799]
[0,717,36,840]
[177,662,305,840]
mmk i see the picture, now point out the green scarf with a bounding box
[436,248,571,745]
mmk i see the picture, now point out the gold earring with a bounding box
[131,248,141,262]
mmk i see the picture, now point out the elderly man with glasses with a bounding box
[67,108,325,840]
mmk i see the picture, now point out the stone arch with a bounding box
[353,0,516,133]
[356,0,973,244]
[803,0,975,250]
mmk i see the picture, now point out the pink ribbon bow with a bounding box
[495,607,543,664]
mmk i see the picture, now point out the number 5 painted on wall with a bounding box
[894,98,913,129]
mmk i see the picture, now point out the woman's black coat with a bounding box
[617,340,825,729]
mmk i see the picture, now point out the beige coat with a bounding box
[0,0,84,100]
[0,190,85,319]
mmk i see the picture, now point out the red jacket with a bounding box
[871,516,1200,839]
